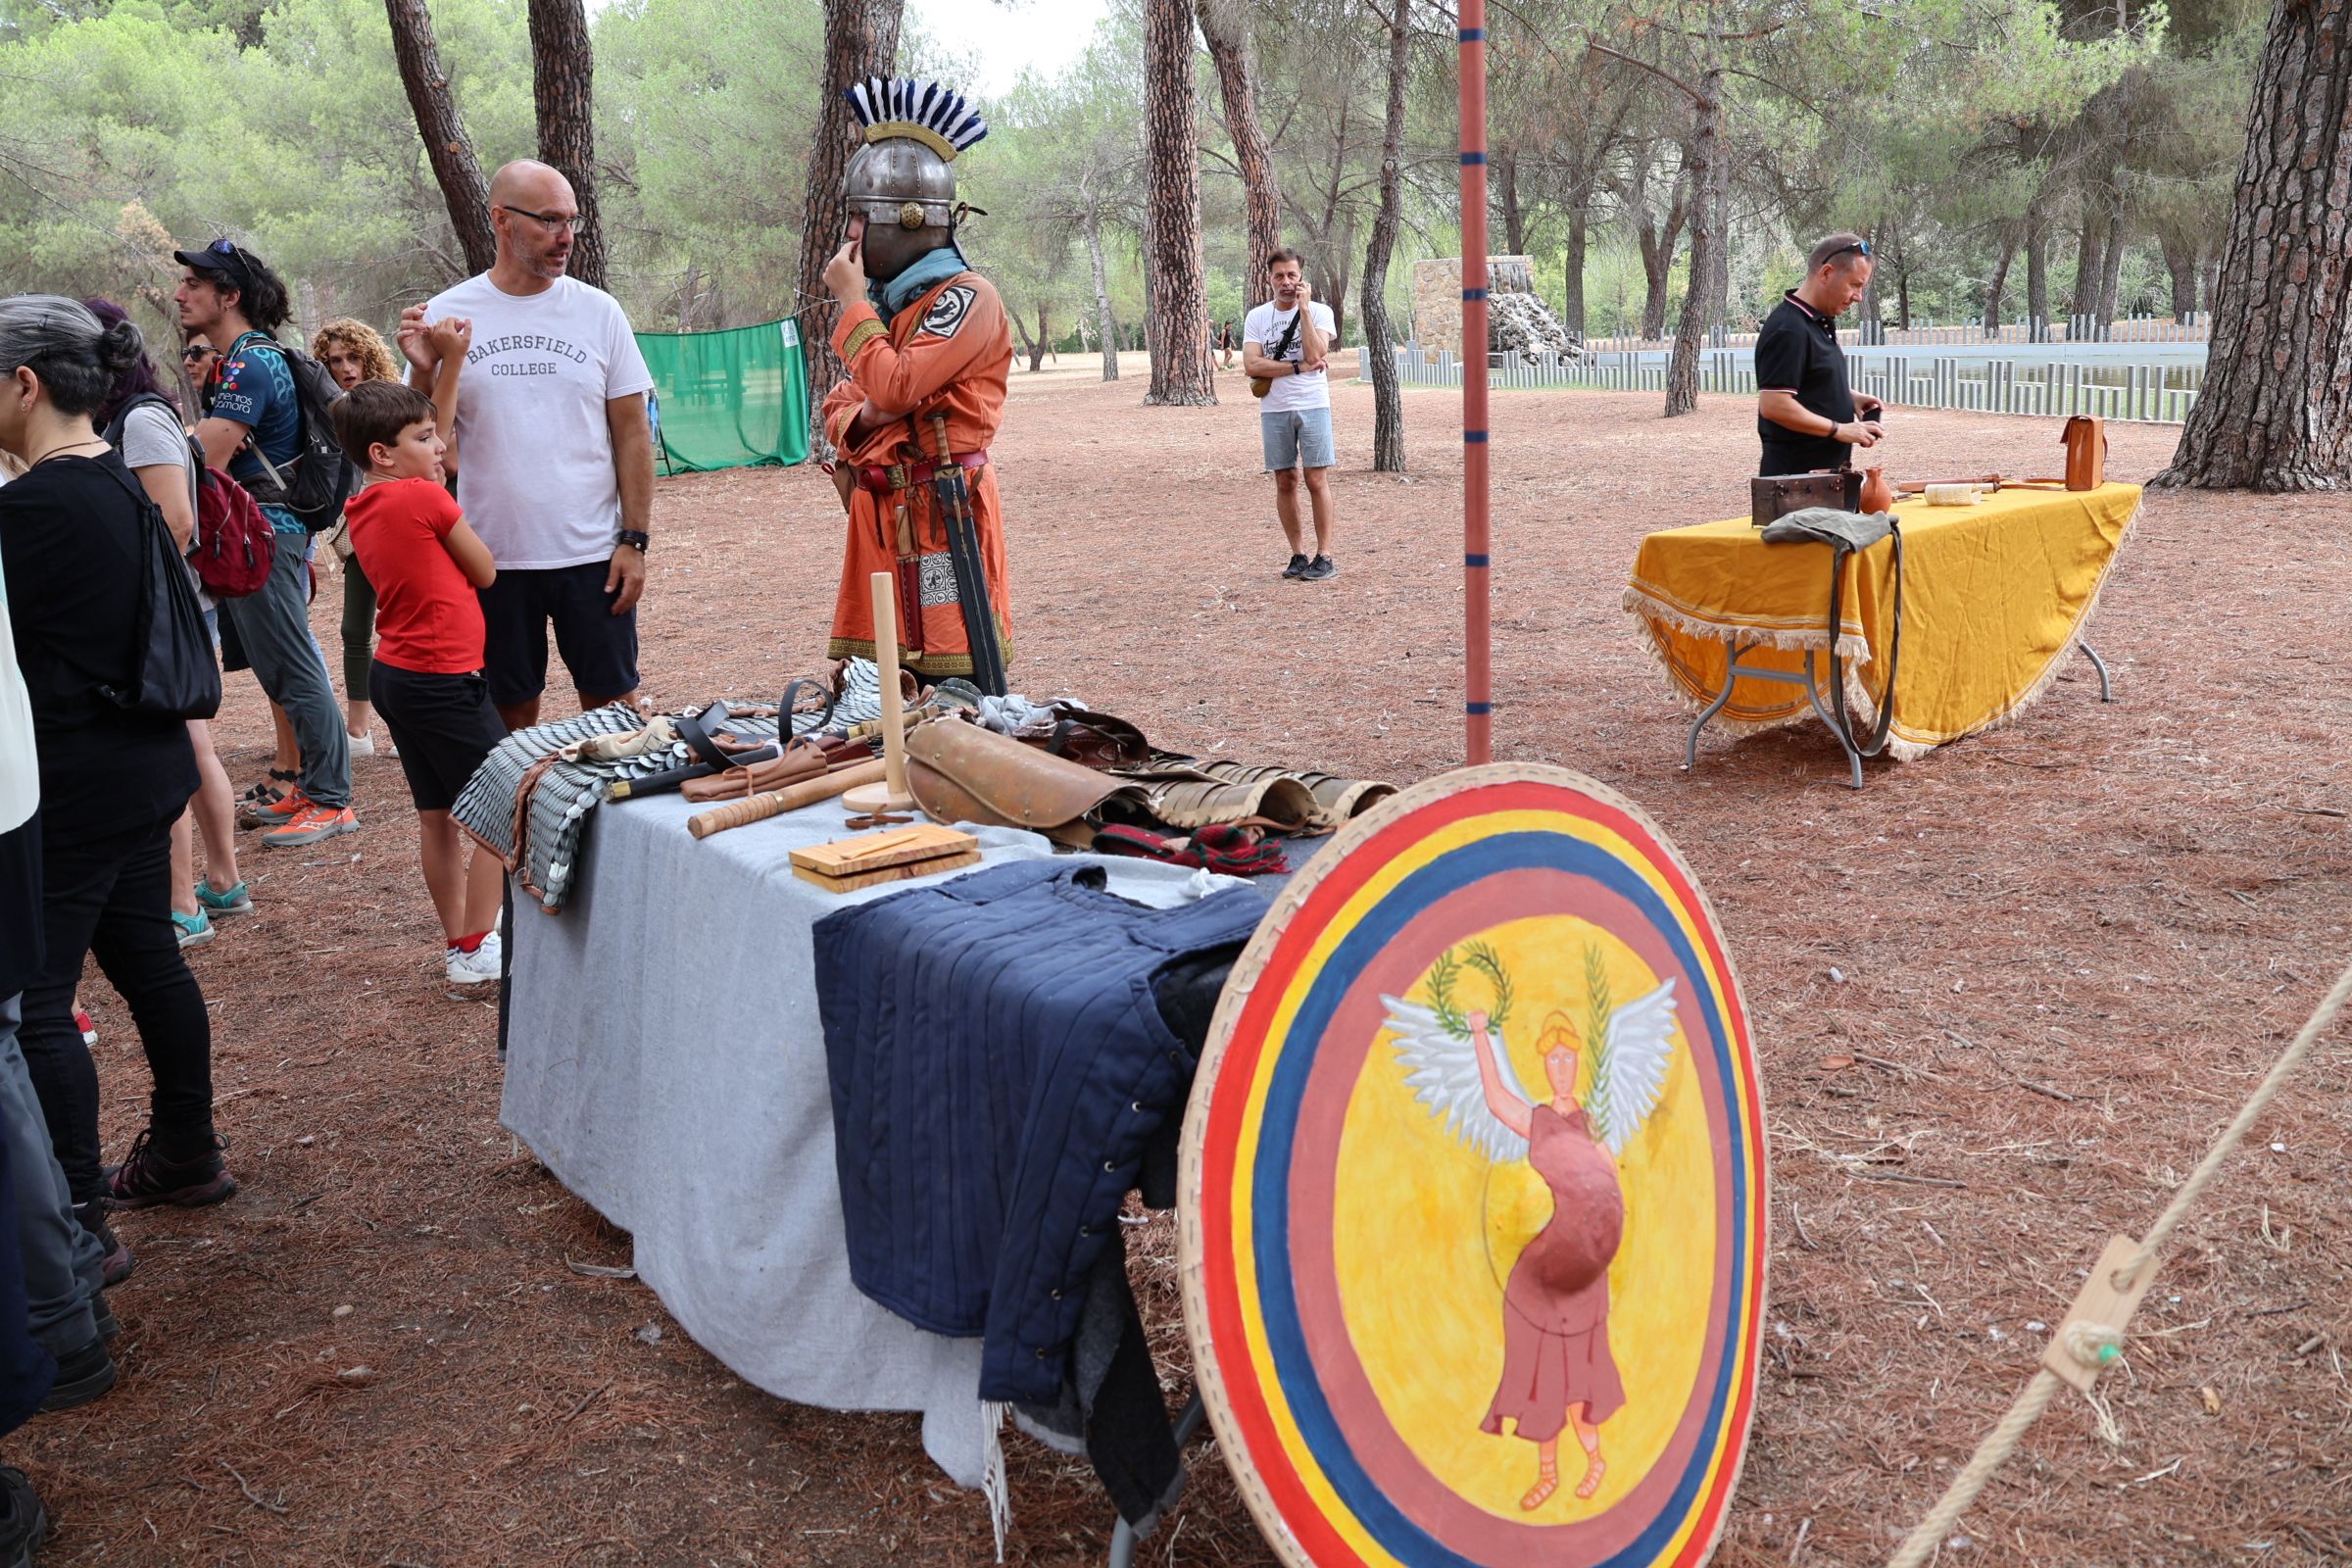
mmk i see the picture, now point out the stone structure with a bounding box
[1408,256,1581,361]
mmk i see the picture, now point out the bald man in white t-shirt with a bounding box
[399,160,657,730]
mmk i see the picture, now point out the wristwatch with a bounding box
[615,528,650,556]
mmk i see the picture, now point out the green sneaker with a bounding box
[170,908,215,951]
[194,880,254,916]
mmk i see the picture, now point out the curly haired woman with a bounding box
[313,318,404,756]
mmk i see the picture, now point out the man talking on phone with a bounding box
[1755,232,1886,476]
[1243,249,1338,580]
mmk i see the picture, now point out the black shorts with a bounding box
[369,661,509,813]
[477,562,640,709]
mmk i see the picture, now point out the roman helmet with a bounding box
[841,76,989,284]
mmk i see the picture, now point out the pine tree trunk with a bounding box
[1360,0,1411,471]
[2094,183,2127,325]
[2026,213,2050,340]
[1705,143,1730,335]
[527,0,607,290]
[1663,72,1721,417]
[1984,230,2016,327]
[2159,0,2352,490]
[2072,207,2107,331]
[1497,151,1526,257]
[385,0,496,276]
[1564,204,1590,337]
[2158,224,2197,318]
[1028,306,1050,372]
[795,0,903,459]
[1856,220,1884,343]
[1143,0,1216,405]
[1200,0,1283,300]
[1637,174,1688,340]
[1084,198,1120,382]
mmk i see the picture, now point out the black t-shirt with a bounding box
[1754,291,1855,475]
[0,451,197,827]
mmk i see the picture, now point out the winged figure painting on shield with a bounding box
[1383,943,1680,1510]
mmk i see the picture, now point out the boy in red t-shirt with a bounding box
[328,381,507,989]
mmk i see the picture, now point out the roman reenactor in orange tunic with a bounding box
[819,76,1012,693]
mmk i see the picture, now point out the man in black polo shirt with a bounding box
[1754,232,1886,475]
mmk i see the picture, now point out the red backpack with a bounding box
[108,393,275,600]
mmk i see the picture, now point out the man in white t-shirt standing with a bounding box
[400,160,657,730]
[1243,248,1339,581]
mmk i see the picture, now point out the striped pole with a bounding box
[1459,0,1493,764]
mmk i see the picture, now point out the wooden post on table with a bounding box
[842,571,918,816]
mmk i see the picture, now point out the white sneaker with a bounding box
[348,731,375,759]
[445,930,503,988]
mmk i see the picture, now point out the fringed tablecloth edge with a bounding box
[1849,497,2143,758]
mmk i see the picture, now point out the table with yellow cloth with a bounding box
[1624,483,2139,781]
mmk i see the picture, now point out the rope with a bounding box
[1886,956,2352,1568]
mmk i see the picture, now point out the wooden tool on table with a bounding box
[791,822,980,893]
[1894,473,2005,495]
[843,570,919,818]
[687,758,886,840]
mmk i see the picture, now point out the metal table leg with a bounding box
[1106,1393,1207,1568]
[1799,650,1867,791]
[2079,640,2115,702]
[1684,641,1866,790]
[1686,640,1751,769]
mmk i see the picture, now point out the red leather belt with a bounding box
[857,450,991,494]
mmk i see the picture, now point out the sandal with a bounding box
[1519,1458,1559,1512]
[1575,1454,1607,1499]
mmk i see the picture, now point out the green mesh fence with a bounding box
[635,318,811,472]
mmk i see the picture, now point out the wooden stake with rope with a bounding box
[1886,957,2352,1567]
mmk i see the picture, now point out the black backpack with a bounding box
[226,330,356,532]
[92,457,222,722]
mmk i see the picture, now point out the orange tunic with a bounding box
[822,272,1014,679]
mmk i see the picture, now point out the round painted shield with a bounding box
[1180,764,1766,1568]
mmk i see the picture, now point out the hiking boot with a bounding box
[1299,554,1338,581]
[262,801,358,849]
[1282,553,1309,579]
[446,930,503,990]
[195,879,255,917]
[103,1129,237,1211]
[171,907,215,950]
[0,1466,48,1566]
[74,1200,134,1288]
[93,1298,119,1342]
[36,1336,116,1413]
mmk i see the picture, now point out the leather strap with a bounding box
[1826,521,1905,758]
[856,450,991,494]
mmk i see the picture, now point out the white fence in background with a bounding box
[1393,344,2204,423]
[1578,313,2211,356]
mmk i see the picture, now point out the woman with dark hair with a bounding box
[0,294,235,1238]
[83,300,250,952]
[313,317,403,759]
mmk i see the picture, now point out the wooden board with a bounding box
[789,823,977,877]
[1178,763,1766,1568]
[790,848,982,894]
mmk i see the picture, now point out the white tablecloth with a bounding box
[501,788,1232,1485]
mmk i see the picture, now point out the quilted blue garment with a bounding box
[813,859,1266,1403]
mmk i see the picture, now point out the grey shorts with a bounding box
[1260,407,1335,472]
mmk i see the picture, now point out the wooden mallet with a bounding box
[842,569,918,816]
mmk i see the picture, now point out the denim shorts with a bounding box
[1260,407,1336,472]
